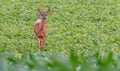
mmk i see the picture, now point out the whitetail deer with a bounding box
[34,8,51,49]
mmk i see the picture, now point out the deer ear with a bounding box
[46,8,51,14]
[37,8,42,14]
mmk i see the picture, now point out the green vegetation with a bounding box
[0,0,120,71]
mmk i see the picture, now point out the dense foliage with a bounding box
[0,0,120,71]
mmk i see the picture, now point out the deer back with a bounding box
[34,19,43,34]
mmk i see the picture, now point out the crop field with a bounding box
[0,0,120,71]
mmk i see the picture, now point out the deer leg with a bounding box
[42,35,46,47]
[40,33,45,48]
[40,37,45,48]
[40,39,44,48]
[37,37,41,48]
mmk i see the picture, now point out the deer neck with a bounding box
[39,19,45,31]
[41,19,45,23]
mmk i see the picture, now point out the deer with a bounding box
[34,8,51,49]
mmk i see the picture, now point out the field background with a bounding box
[0,0,120,71]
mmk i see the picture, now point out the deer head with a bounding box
[37,8,51,20]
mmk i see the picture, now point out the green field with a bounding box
[0,0,120,71]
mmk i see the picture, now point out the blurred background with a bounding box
[0,0,120,71]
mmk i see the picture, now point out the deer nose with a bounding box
[43,17,46,20]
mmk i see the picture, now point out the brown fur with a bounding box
[34,19,46,48]
[34,8,51,48]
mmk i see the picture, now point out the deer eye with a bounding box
[45,14,47,16]
[41,14,44,16]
